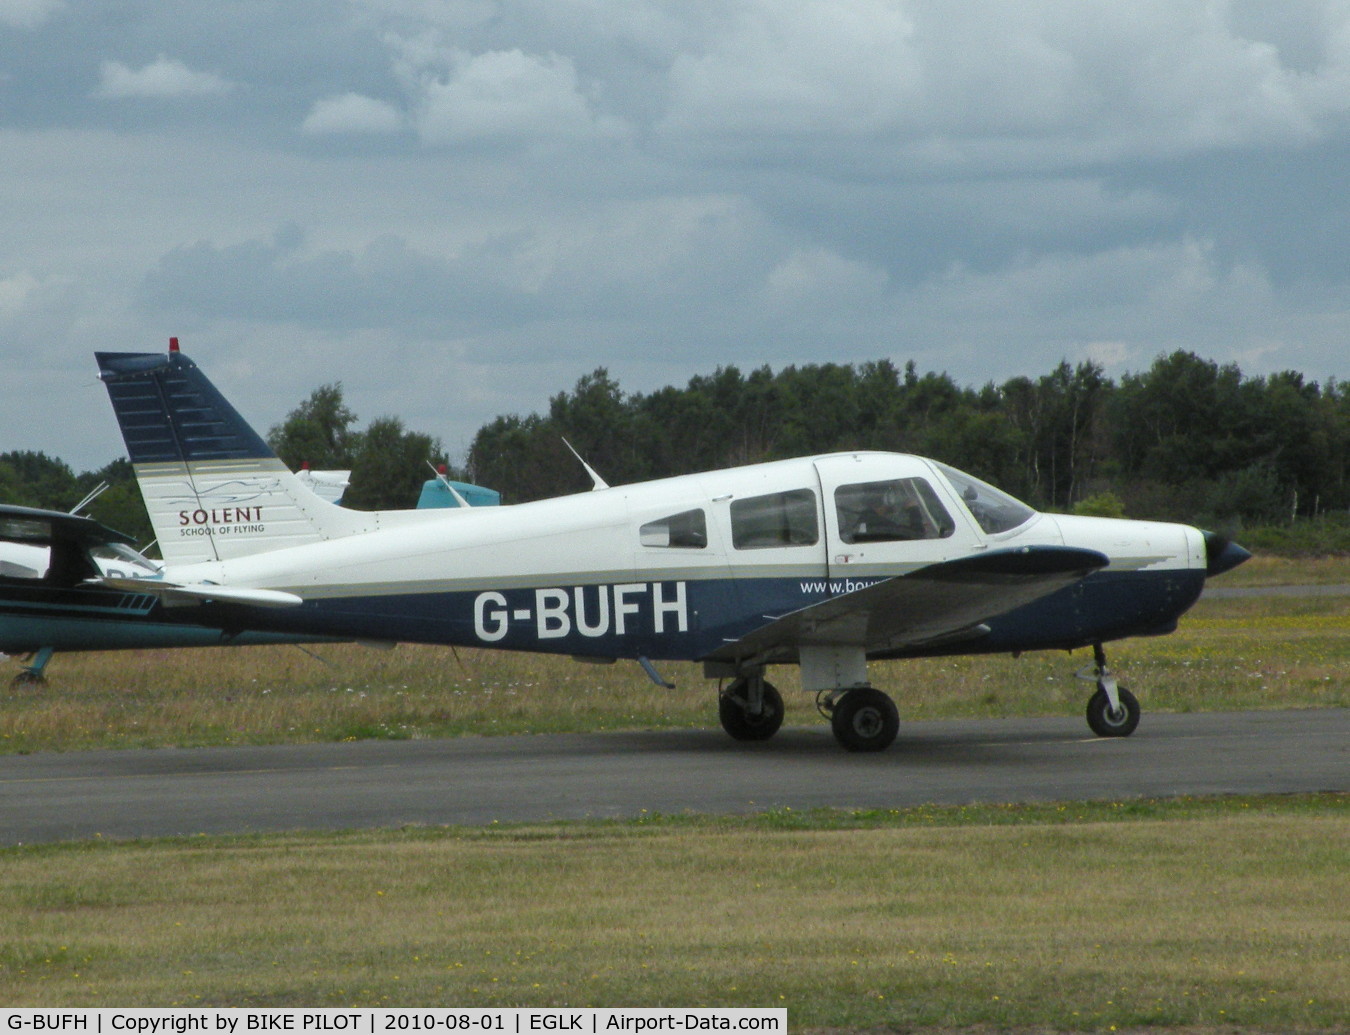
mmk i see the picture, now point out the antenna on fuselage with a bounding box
[69,482,109,516]
[561,438,609,491]
[425,461,472,508]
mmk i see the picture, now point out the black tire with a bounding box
[718,680,785,741]
[9,670,45,689]
[1086,685,1140,737]
[830,687,899,752]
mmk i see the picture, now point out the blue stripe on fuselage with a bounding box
[236,566,1208,662]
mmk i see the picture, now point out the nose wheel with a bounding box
[1081,643,1140,737]
[1086,684,1140,736]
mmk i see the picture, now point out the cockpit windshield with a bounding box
[934,462,1036,536]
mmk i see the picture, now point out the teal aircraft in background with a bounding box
[0,502,336,686]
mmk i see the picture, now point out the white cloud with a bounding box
[0,0,62,29]
[0,271,40,316]
[1079,341,1136,371]
[94,55,238,100]
[653,0,1347,173]
[763,247,889,309]
[301,93,405,135]
[661,0,922,137]
[398,45,628,146]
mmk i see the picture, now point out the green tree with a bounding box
[548,368,637,485]
[343,417,442,511]
[1073,492,1127,518]
[0,451,79,509]
[267,383,358,470]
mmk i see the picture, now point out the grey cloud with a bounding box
[138,227,545,332]
[301,93,405,135]
[0,0,62,29]
[93,55,238,100]
[7,0,1350,474]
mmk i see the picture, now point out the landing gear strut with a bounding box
[1081,642,1140,737]
[718,672,785,741]
[9,647,54,689]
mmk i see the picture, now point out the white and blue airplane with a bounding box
[52,340,1251,751]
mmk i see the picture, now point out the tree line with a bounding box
[467,351,1349,533]
[3,350,1347,552]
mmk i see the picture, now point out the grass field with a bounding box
[1216,553,1350,587]
[1,796,1345,1028]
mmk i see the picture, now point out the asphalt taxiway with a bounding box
[1,708,1344,844]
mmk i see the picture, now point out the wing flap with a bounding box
[705,545,1106,664]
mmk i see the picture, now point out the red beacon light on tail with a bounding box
[169,337,180,353]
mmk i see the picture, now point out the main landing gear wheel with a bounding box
[719,678,785,741]
[829,687,899,753]
[1086,685,1140,737]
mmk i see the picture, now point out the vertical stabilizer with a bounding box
[96,344,370,566]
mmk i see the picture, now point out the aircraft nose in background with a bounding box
[1203,531,1252,576]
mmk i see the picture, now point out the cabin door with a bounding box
[813,454,979,589]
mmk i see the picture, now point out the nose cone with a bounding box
[1203,531,1252,576]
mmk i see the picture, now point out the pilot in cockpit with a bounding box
[850,486,928,542]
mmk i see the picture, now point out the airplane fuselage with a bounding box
[148,452,1212,665]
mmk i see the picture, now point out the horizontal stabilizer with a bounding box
[706,545,1107,664]
[93,577,303,609]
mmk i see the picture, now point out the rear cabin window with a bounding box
[835,478,955,544]
[640,508,708,549]
[731,489,819,549]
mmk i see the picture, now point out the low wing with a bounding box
[93,576,303,609]
[704,545,1107,665]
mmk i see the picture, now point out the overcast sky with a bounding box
[4,0,1350,472]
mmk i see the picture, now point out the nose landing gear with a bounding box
[1081,642,1140,737]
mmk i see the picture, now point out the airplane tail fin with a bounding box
[96,340,371,566]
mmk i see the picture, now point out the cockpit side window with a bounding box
[835,478,955,544]
[731,489,819,549]
[934,462,1035,535]
[640,508,707,549]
